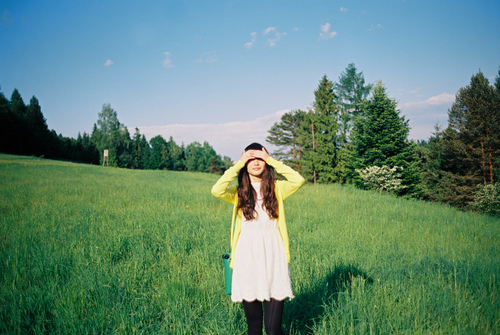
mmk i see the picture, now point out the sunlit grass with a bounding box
[0,154,498,334]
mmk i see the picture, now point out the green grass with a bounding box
[0,153,498,334]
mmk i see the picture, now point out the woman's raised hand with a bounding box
[239,150,255,164]
[239,148,270,164]
[252,148,270,162]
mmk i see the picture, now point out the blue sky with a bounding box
[1,0,499,160]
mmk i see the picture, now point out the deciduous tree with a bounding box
[334,63,372,146]
[91,104,131,167]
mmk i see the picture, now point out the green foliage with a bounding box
[91,104,132,168]
[185,141,230,174]
[356,165,405,193]
[333,63,373,149]
[419,124,446,201]
[0,87,228,174]
[471,183,500,216]
[132,128,151,170]
[347,82,422,198]
[438,71,500,208]
[0,154,498,334]
[266,109,306,170]
[297,76,342,184]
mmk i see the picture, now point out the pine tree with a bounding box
[266,109,306,170]
[440,71,500,208]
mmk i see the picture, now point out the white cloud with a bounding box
[244,32,257,49]
[340,7,349,12]
[163,52,173,68]
[104,59,114,67]
[195,51,217,63]
[401,93,455,110]
[263,27,286,47]
[319,22,337,39]
[263,27,275,35]
[138,110,288,160]
[368,23,383,31]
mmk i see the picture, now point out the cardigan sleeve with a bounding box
[266,157,305,200]
[211,160,245,204]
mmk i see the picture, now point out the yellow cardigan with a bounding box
[211,157,305,268]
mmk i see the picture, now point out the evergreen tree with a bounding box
[132,128,144,169]
[80,132,100,164]
[334,63,373,146]
[0,88,14,154]
[131,128,151,170]
[117,127,133,168]
[9,89,27,154]
[419,123,447,201]
[312,76,341,182]
[140,134,152,169]
[333,64,373,183]
[309,75,341,183]
[347,81,421,197]
[26,96,50,156]
[439,71,500,208]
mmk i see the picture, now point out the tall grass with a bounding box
[0,154,498,334]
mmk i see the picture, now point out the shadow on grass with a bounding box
[286,264,373,334]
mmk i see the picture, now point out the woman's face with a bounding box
[246,158,266,181]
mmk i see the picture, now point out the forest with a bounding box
[0,94,232,174]
[1,63,499,215]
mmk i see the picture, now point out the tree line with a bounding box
[0,90,232,174]
[1,63,499,215]
[266,64,500,215]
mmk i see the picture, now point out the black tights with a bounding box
[242,299,284,335]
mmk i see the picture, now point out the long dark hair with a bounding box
[237,143,278,221]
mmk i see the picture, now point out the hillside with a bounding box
[0,154,498,334]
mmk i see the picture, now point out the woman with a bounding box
[211,143,305,335]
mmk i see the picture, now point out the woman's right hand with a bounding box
[239,150,254,164]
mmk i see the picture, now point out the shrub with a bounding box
[356,165,405,194]
[472,183,500,216]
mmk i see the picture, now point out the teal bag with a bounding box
[222,252,232,295]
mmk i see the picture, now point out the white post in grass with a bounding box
[103,149,109,167]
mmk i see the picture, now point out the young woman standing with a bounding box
[211,143,305,335]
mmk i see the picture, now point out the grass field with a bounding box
[0,153,498,334]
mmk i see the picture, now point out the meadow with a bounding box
[0,153,498,334]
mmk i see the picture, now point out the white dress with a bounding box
[231,182,294,302]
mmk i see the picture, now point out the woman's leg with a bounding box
[263,298,284,335]
[242,300,263,335]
